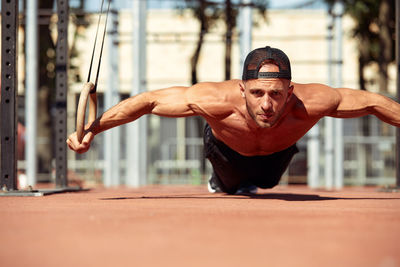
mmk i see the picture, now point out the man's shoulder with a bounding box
[291,82,341,117]
[292,82,339,101]
[292,82,330,92]
[188,80,242,99]
[185,80,243,119]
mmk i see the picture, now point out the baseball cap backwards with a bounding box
[242,46,291,81]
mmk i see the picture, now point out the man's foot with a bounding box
[208,174,258,194]
[236,183,258,194]
[207,174,223,193]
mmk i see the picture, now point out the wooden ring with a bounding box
[76,82,97,143]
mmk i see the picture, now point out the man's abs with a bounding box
[207,116,315,156]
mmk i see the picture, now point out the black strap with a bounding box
[87,0,112,93]
[243,70,291,80]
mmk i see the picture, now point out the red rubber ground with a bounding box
[0,185,399,267]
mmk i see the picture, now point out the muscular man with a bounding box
[67,46,400,194]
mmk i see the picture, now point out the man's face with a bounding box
[240,64,293,129]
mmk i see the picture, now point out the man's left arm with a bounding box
[330,88,400,127]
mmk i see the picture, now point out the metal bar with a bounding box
[1,0,19,191]
[333,0,344,189]
[396,0,400,187]
[127,0,147,187]
[177,118,186,161]
[325,10,334,190]
[307,125,320,188]
[104,8,121,187]
[239,0,252,74]
[55,0,69,187]
[0,186,89,197]
[305,0,322,188]
[25,0,38,187]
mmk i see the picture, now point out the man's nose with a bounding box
[261,96,272,111]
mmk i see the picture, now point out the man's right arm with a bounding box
[67,82,224,153]
[91,86,198,134]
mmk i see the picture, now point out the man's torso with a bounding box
[196,80,326,156]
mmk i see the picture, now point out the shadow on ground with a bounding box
[99,193,400,202]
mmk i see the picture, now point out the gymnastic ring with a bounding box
[76,82,97,143]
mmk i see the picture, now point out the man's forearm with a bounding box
[87,93,152,136]
[372,93,400,127]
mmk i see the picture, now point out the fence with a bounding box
[16,115,396,188]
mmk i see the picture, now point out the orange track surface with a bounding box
[1,185,399,267]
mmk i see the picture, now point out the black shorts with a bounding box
[204,124,299,194]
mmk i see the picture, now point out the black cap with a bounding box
[242,46,291,81]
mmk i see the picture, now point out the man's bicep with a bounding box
[148,82,233,119]
[329,88,373,118]
[148,86,197,117]
[185,83,223,116]
[148,83,220,117]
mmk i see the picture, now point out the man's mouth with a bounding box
[259,113,273,120]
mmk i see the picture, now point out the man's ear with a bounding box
[286,84,294,102]
[239,82,246,98]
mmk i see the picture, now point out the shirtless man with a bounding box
[67,46,400,194]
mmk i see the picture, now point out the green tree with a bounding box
[325,0,395,92]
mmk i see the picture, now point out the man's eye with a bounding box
[271,91,281,96]
[251,90,263,96]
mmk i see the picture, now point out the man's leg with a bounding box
[250,145,299,189]
[203,124,243,194]
[207,172,224,193]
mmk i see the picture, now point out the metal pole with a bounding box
[306,1,321,188]
[177,118,186,161]
[239,0,252,73]
[307,125,320,188]
[127,0,147,187]
[104,8,121,187]
[25,0,38,187]
[325,10,335,190]
[396,0,400,188]
[1,0,19,191]
[325,118,334,190]
[55,0,69,187]
[333,0,344,189]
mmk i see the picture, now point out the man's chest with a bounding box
[208,113,317,156]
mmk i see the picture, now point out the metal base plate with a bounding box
[0,187,89,197]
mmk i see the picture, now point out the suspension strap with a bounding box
[76,0,111,143]
[87,0,112,93]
